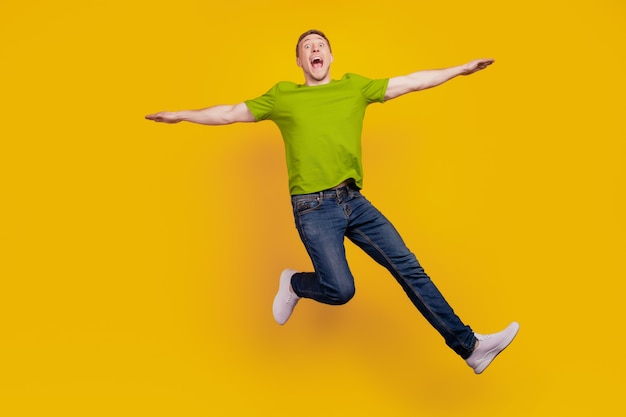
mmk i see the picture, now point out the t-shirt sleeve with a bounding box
[361,77,389,103]
[346,73,389,103]
[244,84,278,121]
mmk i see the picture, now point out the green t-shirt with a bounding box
[245,73,389,195]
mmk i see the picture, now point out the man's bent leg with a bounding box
[289,192,356,305]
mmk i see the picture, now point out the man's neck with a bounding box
[304,75,332,86]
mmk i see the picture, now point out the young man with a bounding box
[146,29,519,374]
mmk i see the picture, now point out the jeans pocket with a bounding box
[293,195,323,216]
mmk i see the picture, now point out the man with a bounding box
[146,29,519,374]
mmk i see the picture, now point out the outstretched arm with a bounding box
[145,102,256,125]
[384,58,494,101]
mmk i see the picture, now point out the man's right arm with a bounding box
[145,102,256,125]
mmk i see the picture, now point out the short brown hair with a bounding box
[296,29,332,57]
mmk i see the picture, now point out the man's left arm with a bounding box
[384,58,494,101]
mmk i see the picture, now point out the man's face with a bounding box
[296,35,333,86]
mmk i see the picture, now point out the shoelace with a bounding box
[285,293,300,306]
[475,333,493,341]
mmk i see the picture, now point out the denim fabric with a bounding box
[290,184,476,359]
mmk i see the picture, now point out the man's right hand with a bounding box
[145,111,181,123]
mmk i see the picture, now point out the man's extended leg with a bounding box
[345,193,519,371]
[344,193,477,358]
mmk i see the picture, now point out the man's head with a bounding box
[296,30,332,57]
[295,29,334,86]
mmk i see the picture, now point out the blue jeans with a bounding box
[290,184,477,359]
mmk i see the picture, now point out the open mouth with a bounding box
[310,56,324,69]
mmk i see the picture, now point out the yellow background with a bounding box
[1,0,624,415]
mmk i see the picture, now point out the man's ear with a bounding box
[296,57,302,68]
[330,54,334,63]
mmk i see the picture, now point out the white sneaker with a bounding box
[466,322,520,374]
[273,269,301,325]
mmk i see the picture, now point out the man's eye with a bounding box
[305,44,311,49]
[319,43,324,47]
